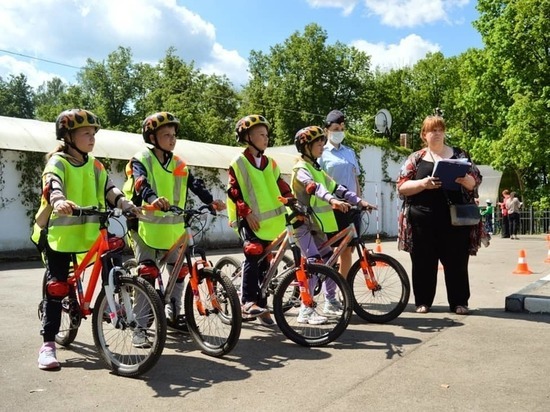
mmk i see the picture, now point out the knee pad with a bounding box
[46,280,70,299]
[243,241,263,256]
[138,260,160,281]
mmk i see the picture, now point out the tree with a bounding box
[0,74,34,118]
[77,47,148,131]
[474,0,550,199]
[242,23,374,145]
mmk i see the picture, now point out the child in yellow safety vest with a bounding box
[292,126,376,323]
[123,111,225,338]
[227,115,294,327]
[32,109,138,370]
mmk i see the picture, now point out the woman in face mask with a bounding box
[318,109,364,279]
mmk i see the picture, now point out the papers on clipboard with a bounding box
[432,158,471,191]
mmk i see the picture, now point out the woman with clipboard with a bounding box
[396,114,483,316]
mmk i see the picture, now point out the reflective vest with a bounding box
[32,154,107,253]
[229,154,286,241]
[292,159,338,233]
[123,150,188,249]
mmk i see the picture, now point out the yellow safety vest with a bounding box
[292,160,338,233]
[228,154,286,241]
[32,154,107,253]
[123,150,189,249]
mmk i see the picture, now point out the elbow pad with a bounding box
[305,182,317,195]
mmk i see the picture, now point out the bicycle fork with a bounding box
[104,266,135,328]
[188,260,221,316]
[358,247,381,291]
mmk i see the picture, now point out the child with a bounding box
[292,126,375,322]
[227,114,294,326]
[123,111,225,336]
[32,109,138,370]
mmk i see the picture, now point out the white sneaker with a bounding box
[297,306,328,325]
[323,298,344,315]
[38,342,60,370]
[132,329,151,349]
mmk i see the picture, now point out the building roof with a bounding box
[0,115,298,173]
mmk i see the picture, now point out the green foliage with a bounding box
[242,23,374,145]
[0,74,35,118]
[15,152,45,221]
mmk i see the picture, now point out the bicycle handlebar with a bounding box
[141,203,216,216]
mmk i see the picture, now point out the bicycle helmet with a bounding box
[294,126,326,154]
[55,109,101,141]
[142,112,180,144]
[235,114,270,143]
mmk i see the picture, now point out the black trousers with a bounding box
[501,215,510,238]
[238,221,270,307]
[409,205,471,310]
[41,245,72,342]
[508,212,520,236]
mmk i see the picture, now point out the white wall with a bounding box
[0,146,499,256]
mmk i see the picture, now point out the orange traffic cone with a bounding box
[375,242,383,253]
[513,249,533,275]
[374,238,387,266]
[545,241,550,263]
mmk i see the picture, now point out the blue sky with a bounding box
[0,0,483,89]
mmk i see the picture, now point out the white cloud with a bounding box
[306,0,358,15]
[363,0,470,28]
[0,0,248,87]
[351,34,440,70]
[0,55,67,88]
[201,43,250,88]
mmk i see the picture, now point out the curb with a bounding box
[505,274,550,313]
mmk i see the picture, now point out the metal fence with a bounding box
[492,208,550,235]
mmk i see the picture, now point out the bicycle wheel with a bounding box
[184,268,242,357]
[213,256,242,293]
[38,271,80,346]
[272,263,353,347]
[347,253,410,323]
[92,274,166,378]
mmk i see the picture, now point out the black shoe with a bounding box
[167,314,188,332]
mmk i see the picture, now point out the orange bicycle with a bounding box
[124,204,242,357]
[321,207,410,323]
[216,198,353,347]
[37,207,166,377]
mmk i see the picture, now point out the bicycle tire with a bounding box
[213,256,242,291]
[213,254,294,311]
[347,253,410,323]
[39,270,80,346]
[92,274,166,377]
[272,263,353,347]
[184,268,242,357]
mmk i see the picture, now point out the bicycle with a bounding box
[37,207,166,377]
[124,204,242,357]
[218,197,353,347]
[321,207,410,323]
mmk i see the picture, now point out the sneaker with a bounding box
[132,329,151,349]
[323,298,344,315]
[167,314,188,332]
[297,306,328,325]
[242,302,267,316]
[38,342,60,370]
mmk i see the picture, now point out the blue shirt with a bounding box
[319,142,360,193]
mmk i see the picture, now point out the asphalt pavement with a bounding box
[1,234,549,411]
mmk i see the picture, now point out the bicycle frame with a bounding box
[320,211,381,291]
[67,209,132,327]
[254,205,314,306]
[140,206,221,316]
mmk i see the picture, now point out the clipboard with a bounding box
[432,158,471,191]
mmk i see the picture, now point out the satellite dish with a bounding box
[374,109,392,135]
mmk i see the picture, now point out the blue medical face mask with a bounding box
[329,131,345,144]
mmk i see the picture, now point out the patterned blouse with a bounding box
[396,147,487,255]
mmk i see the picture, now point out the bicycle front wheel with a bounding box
[92,274,166,378]
[272,263,353,347]
[184,268,242,357]
[348,253,410,323]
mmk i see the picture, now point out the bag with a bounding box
[449,203,481,226]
